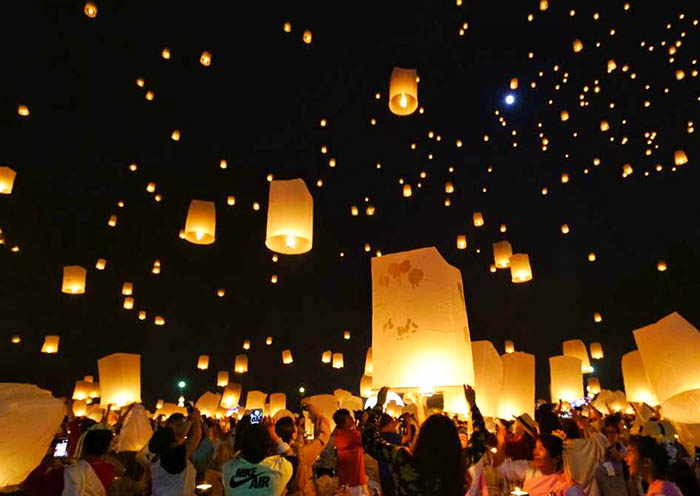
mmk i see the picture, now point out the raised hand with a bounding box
[463,384,476,407]
[376,386,389,408]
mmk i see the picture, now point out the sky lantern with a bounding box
[245,391,267,411]
[107,215,117,227]
[634,312,700,422]
[600,120,610,132]
[83,2,97,18]
[622,350,658,405]
[95,258,106,270]
[283,21,291,33]
[493,241,513,269]
[593,312,603,323]
[675,69,685,80]
[234,354,248,373]
[403,184,412,197]
[332,353,344,369]
[607,59,617,72]
[161,48,171,59]
[0,167,17,194]
[61,266,86,294]
[560,110,570,121]
[590,342,604,359]
[195,392,222,418]
[445,181,454,193]
[456,235,467,250]
[11,335,21,344]
[674,149,688,165]
[510,77,518,90]
[549,355,584,402]
[371,247,475,391]
[266,336,272,345]
[122,282,133,296]
[184,200,216,245]
[265,179,313,255]
[539,0,548,11]
[388,67,418,116]
[509,254,533,283]
[138,311,146,321]
[197,355,209,370]
[72,381,91,400]
[364,347,373,375]
[573,39,583,52]
[360,375,373,398]
[302,29,312,44]
[72,399,87,417]
[343,330,351,340]
[216,371,229,387]
[220,383,241,408]
[504,340,515,354]
[200,51,212,66]
[657,260,667,272]
[154,316,165,326]
[269,393,286,416]
[498,351,535,419]
[170,129,180,141]
[282,349,293,364]
[587,377,601,396]
[242,340,251,350]
[97,353,141,407]
[472,212,484,227]
[41,335,59,354]
[563,340,593,373]
[123,297,134,310]
[321,350,332,364]
[471,340,504,417]
[17,104,30,117]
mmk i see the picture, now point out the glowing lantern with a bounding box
[445,181,454,193]
[265,179,313,255]
[217,289,225,298]
[155,400,164,410]
[371,247,475,391]
[282,349,293,364]
[41,336,59,354]
[510,77,519,90]
[633,312,700,422]
[403,184,412,197]
[600,120,610,132]
[674,149,688,165]
[505,341,515,354]
[123,297,134,310]
[539,0,548,11]
[184,200,216,244]
[343,330,351,340]
[456,235,467,250]
[122,282,133,296]
[549,355,584,402]
[498,352,535,419]
[242,340,251,350]
[171,129,180,141]
[217,371,229,387]
[234,354,248,374]
[145,90,154,101]
[108,215,117,227]
[200,51,212,66]
[561,173,569,183]
[351,206,359,216]
[657,260,667,272]
[83,2,97,18]
[473,212,484,227]
[332,353,344,369]
[266,336,272,345]
[195,392,221,418]
[11,335,21,344]
[590,342,604,359]
[510,254,533,283]
[269,393,286,416]
[560,110,570,121]
[622,350,658,405]
[388,67,418,116]
[607,59,617,72]
[588,252,597,262]
[72,399,87,417]
[493,241,513,269]
[227,195,236,206]
[220,383,241,408]
[360,375,373,398]
[154,316,165,326]
[61,266,86,294]
[471,341,504,417]
[245,391,267,411]
[197,355,209,370]
[675,69,685,80]
[302,30,312,44]
[593,312,603,323]
[587,377,601,395]
[0,167,17,194]
[95,259,106,270]
[138,311,146,321]
[561,224,570,234]
[563,340,593,373]
[364,347,373,375]
[72,381,91,400]
[573,39,583,52]
[321,350,332,363]
[283,21,291,33]
[98,353,141,407]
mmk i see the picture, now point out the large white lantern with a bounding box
[493,241,513,269]
[498,352,535,419]
[549,355,584,402]
[265,179,313,255]
[269,393,286,416]
[510,254,533,283]
[621,351,658,405]
[364,347,373,375]
[220,383,241,409]
[562,339,593,373]
[0,167,17,194]
[98,353,141,407]
[245,391,267,411]
[470,340,504,417]
[388,67,418,116]
[184,199,216,245]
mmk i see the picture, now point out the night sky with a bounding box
[0,1,698,409]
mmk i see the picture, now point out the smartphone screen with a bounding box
[53,438,69,458]
[250,409,263,424]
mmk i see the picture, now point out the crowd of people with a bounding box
[7,385,700,496]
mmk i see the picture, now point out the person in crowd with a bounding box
[560,415,608,496]
[333,408,369,495]
[377,414,401,496]
[273,416,296,456]
[286,402,330,496]
[312,433,337,496]
[148,407,202,496]
[362,385,478,496]
[595,415,629,496]
[624,436,683,496]
[505,414,537,461]
[221,423,294,495]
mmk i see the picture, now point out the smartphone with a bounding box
[53,437,69,458]
[250,409,263,424]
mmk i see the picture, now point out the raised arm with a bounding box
[362,387,408,466]
[464,385,488,465]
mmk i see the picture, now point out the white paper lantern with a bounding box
[265,179,313,255]
[622,351,658,405]
[184,199,216,245]
[98,353,141,407]
[498,352,535,419]
[549,355,584,402]
[470,340,504,417]
[245,391,267,411]
[562,339,593,373]
[388,67,418,116]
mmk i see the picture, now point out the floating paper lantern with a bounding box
[302,30,312,44]
[270,274,278,284]
[220,383,241,409]
[88,382,100,399]
[242,340,251,350]
[498,352,535,419]
[98,353,141,407]
[265,179,313,255]
[573,39,583,52]
[217,371,229,387]
[445,181,454,194]
[600,121,610,132]
[607,59,617,72]
[590,342,604,359]
[95,259,106,270]
[510,77,519,90]
[675,69,685,81]
[234,354,248,374]
[217,289,225,298]
[227,195,236,206]
[41,335,59,354]
[145,91,154,101]
[657,260,667,272]
[61,266,86,294]
[549,355,584,402]
[403,184,412,197]
[197,355,209,370]
[633,312,700,422]
[563,339,593,373]
[283,21,291,33]
[505,340,515,354]
[473,212,484,227]
[108,215,117,227]
[456,235,467,250]
[560,110,570,121]
[121,297,133,310]
[146,182,156,193]
[266,336,273,345]
[510,254,533,283]
[321,350,332,363]
[200,51,212,66]
[245,391,267,411]
[364,347,373,375]
[184,200,216,245]
[121,282,133,296]
[11,335,21,344]
[0,167,17,194]
[471,340,504,417]
[83,2,97,18]
[674,149,688,166]
[171,129,180,141]
[561,224,570,234]
[343,330,350,340]
[17,104,30,116]
[493,241,513,269]
[351,206,359,216]
[154,316,165,326]
[155,400,164,410]
[587,377,601,395]
[371,247,475,391]
[152,260,161,274]
[269,393,286,416]
[360,374,373,398]
[539,0,548,11]
[593,312,602,323]
[72,381,91,400]
[72,399,87,417]
[388,67,418,116]
[332,353,344,369]
[138,311,146,321]
[282,349,293,364]
[622,350,658,405]
[195,392,221,418]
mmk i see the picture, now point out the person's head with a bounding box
[82,429,113,458]
[332,409,354,430]
[275,416,297,444]
[604,416,621,445]
[233,414,252,451]
[413,414,467,496]
[240,424,272,464]
[149,427,178,456]
[625,436,670,481]
[533,434,564,474]
[561,418,582,440]
[378,414,396,433]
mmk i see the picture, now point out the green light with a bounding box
[298,386,305,394]
[177,380,186,389]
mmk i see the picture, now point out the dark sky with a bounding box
[0,0,698,409]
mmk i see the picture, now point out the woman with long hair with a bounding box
[625,436,683,496]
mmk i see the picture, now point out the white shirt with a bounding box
[150,458,196,496]
[222,455,292,496]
